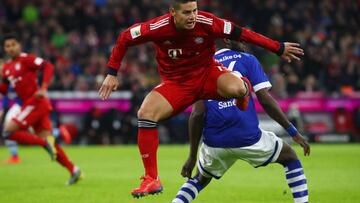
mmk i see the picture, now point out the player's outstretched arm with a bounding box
[181,100,206,178]
[256,89,310,156]
[103,21,155,100]
[35,61,54,98]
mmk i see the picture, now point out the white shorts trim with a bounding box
[198,129,283,178]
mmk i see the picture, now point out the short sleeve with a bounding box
[246,55,272,92]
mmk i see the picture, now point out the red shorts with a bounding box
[12,97,52,133]
[154,65,229,115]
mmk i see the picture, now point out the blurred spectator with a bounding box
[80,107,102,144]
[353,106,360,140]
[333,107,353,134]
[287,103,305,134]
[100,108,123,144]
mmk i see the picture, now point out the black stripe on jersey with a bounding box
[229,25,242,41]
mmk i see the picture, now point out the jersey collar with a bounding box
[215,48,230,55]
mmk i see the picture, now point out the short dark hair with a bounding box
[170,0,197,10]
[2,33,20,45]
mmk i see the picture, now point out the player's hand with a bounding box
[35,89,47,98]
[292,134,310,156]
[281,42,304,63]
[181,157,197,178]
[99,74,119,100]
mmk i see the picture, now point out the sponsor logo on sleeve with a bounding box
[130,25,142,39]
[223,21,232,34]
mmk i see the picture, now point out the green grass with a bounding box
[0,144,360,203]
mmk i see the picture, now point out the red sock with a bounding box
[8,131,46,146]
[138,128,159,179]
[55,144,75,175]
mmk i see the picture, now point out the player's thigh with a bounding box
[276,141,298,165]
[12,104,49,131]
[234,130,283,168]
[3,120,21,133]
[137,90,174,121]
[33,114,52,138]
[216,71,246,98]
[201,65,238,100]
[151,82,197,119]
[198,143,236,179]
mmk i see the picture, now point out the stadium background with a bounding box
[0,1,359,203]
[0,0,359,145]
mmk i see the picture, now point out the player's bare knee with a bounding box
[277,143,298,166]
[137,107,157,121]
[222,84,245,98]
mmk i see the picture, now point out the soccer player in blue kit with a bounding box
[172,42,310,203]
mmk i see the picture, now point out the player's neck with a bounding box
[11,55,20,60]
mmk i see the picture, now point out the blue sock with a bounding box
[285,160,309,203]
[5,140,18,157]
[172,175,204,203]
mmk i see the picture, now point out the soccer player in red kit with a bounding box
[99,0,304,197]
[0,33,82,185]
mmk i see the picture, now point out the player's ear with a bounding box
[169,7,176,16]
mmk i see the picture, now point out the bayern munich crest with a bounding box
[195,37,204,44]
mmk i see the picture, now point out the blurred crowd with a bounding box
[0,0,359,144]
[0,0,359,96]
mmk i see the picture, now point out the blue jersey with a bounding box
[202,49,272,148]
[1,88,23,111]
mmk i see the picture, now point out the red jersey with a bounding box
[0,53,54,103]
[108,11,282,82]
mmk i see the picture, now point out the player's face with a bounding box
[4,39,21,58]
[171,2,198,30]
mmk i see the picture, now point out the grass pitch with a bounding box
[0,144,359,203]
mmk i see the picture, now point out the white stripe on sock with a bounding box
[172,198,185,203]
[287,174,306,184]
[286,168,304,175]
[292,184,308,193]
[177,190,193,202]
[184,183,199,196]
[294,195,309,203]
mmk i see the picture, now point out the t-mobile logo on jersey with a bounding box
[168,49,182,59]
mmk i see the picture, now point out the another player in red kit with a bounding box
[99,0,304,197]
[0,33,82,186]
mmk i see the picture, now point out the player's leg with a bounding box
[276,142,309,203]
[3,140,20,164]
[4,120,46,146]
[203,66,252,110]
[239,130,308,203]
[4,102,59,160]
[131,90,173,197]
[37,129,82,186]
[172,172,211,203]
[173,143,235,202]
[132,82,196,197]
[52,125,72,144]
[2,104,22,164]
